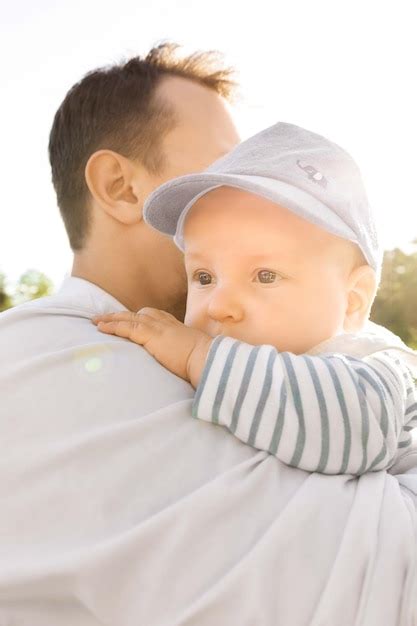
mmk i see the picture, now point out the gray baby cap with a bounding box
[143,122,382,277]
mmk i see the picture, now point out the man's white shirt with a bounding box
[0,276,416,626]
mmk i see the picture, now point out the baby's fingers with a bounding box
[92,311,138,325]
[96,318,151,345]
[137,307,178,323]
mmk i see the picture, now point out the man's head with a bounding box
[49,43,239,251]
[182,187,376,354]
[48,43,240,315]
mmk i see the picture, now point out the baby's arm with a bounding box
[92,308,416,475]
[193,335,416,474]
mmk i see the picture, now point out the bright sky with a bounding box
[1,0,416,289]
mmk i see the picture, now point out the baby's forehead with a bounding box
[183,186,362,267]
[185,187,299,227]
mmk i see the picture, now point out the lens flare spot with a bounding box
[84,357,103,373]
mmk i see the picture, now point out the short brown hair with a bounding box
[48,43,237,251]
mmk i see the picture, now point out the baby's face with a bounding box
[182,187,361,354]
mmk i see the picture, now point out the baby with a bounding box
[92,122,417,475]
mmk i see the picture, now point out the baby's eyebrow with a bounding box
[185,252,206,258]
[243,253,280,261]
[184,252,209,264]
[185,251,280,261]
[184,251,295,276]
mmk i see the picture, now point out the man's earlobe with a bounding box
[85,150,142,225]
[344,264,377,332]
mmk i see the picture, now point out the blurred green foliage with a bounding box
[370,245,417,349]
[1,246,417,349]
[0,269,54,311]
[0,272,13,311]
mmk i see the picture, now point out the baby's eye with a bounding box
[256,270,279,284]
[194,271,212,286]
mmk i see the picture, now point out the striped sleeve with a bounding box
[192,336,417,475]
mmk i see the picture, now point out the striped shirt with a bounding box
[192,335,417,475]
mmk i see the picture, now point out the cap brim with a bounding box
[143,171,359,253]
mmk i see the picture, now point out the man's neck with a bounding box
[71,252,186,321]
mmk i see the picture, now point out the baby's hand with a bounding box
[91,308,213,388]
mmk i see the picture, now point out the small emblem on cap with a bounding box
[296,160,327,188]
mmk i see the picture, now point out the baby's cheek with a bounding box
[184,303,207,332]
[184,291,198,326]
[277,287,331,351]
[184,310,197,328]
[307,286,346,341]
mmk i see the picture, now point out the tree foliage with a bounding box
[370,245,417,349]
[0,269,54,312]
[0,271,13,311]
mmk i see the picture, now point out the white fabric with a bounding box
[309,322,417,377]
[0,276,417,625]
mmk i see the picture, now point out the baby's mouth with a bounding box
[213,327,240,340]
[203,325,226,338]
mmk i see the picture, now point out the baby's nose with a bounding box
[207,288,244,323]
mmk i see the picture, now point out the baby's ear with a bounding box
[344,265,377,332]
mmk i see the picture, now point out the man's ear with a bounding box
[85,150,143,225]
[344,264,378,332]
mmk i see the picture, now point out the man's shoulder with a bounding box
[0,291,95,349]
[0,283,195,411]
[0,275,124,326]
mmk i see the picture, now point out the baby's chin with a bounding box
[187,319,324,354]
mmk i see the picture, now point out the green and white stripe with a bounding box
[193,336,417,475]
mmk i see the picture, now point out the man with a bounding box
[0,44,416,625]
[50,43,240,320]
